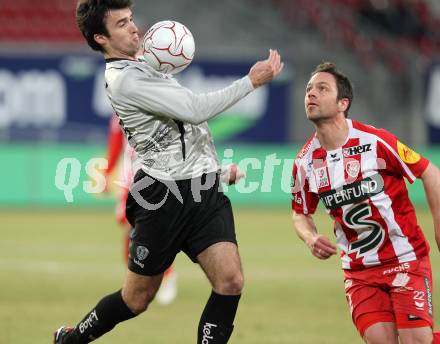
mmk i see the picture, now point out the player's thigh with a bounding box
[398,327,433,344]
[183,188,237,262]
[390,256,434,337]
[185,188,241,286]
[197,242,244,294]
[363,322,398,344]
[344,277,395,338]
[122,270,164,313]
[125,171,186,275]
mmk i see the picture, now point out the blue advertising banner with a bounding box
[0,55,291,143]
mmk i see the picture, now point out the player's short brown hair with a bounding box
[76,0,133,52]
[312,62,353,117]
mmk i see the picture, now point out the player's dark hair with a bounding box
[311,62,353,117]
[76,0,133,52]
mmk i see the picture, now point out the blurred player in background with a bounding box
[54,0,283,343]
[104,113,177,306]
[292,62,440,343]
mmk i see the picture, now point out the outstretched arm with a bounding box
[421,162,440,250]
[120,50,284,125]
[292,212,337,260]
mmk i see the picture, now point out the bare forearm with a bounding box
[292,212,337,259]
[292,212,318,249]
[421,163,440,249]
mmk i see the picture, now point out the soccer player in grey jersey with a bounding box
[54,1,283,343]
[105,58,255,181]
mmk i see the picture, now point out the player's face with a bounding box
[100,8,140,58]
[304,72,341,122]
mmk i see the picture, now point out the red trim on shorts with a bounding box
[357,311,395,337]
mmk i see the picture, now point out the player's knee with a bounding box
[400,332,433,344]
[215,273,244,295]
[364,332,396,344]
[364,325,397,344]
[418,332,433,344]
[123,290,155,314]
[399,326,433,344]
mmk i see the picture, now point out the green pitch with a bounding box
[1,207,439,343]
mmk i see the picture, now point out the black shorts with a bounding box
[125,169,237,276]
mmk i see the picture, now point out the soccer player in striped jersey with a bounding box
[292,62,440,343]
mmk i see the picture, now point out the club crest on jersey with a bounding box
[343,144,371,157]
[314,166,329,188]
[397,141,421,164]
[345,160,360,178]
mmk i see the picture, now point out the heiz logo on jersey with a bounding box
[343,144,372,157]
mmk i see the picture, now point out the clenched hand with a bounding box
[309,234,337,260]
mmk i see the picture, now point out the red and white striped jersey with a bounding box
[292,119,430,270]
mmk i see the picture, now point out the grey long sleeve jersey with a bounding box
[105,58,254,181]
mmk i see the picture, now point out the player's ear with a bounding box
[94,33,107,46]
[338,98,349,113]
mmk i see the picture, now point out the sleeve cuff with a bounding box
[242,75,255,91]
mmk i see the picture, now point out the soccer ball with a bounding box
[143,20,195,75]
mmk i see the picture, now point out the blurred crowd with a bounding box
[1,0,439,74]
[0,0,81,42]
[261,0,440,73]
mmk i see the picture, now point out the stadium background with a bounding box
[1,0,440,343]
